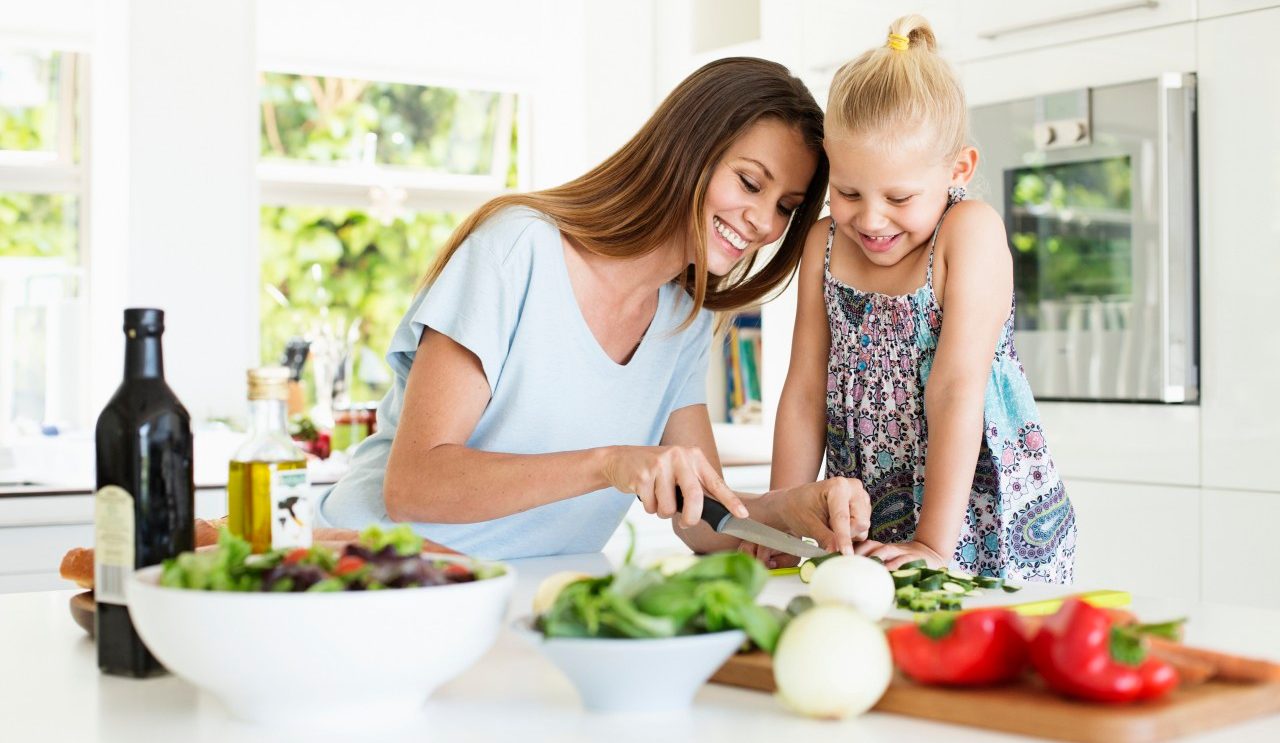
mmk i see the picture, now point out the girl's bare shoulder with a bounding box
[937,199,1010,268]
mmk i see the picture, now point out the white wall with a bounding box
[2,0,659,428]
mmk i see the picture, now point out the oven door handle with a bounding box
[1157,72,1198,403]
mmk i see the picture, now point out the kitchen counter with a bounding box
[3,554,1279,743]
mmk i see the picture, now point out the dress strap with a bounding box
[926,190,964,286]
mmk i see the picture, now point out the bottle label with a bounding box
[270,466,313,550]
[94,485,135,606]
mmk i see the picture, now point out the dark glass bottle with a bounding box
[94,308,194,677]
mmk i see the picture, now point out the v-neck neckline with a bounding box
[555,235,664,371]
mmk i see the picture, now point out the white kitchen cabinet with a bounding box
[960,22,1196,106]
[1065,479,1201,602]
[1201,488,1280,608]
[1038,403,1200,486]
[953,0,1196,61]
[1196,8,1280,493]
[1198,0,1280,19]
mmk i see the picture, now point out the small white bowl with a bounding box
[127,556,514,726]
[514,616,745,713]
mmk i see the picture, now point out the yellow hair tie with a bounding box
[887,33,910,51]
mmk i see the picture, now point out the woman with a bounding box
[319,58,872,561]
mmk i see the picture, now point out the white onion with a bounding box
[807,554,895,620]
[773,605,892,719]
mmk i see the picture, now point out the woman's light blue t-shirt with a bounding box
[318,207,713,559]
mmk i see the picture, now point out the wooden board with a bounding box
[711,651,1280,743]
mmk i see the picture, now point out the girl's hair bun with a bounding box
[890,14,937,54]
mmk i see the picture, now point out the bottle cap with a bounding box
[123,308,165,336]
[247,366,291,401]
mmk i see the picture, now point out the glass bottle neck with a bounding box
[123,335,164,379]
[247,398,289,435]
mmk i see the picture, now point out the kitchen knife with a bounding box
[667,488,828,559]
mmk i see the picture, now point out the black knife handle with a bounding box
[635,487,733,530]
[674,487,733,531]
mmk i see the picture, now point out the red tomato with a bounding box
[334,555,366,577]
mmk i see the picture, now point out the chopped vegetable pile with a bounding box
[535,550,788,652]
[159,525,504,592]
[889,559,1020,612]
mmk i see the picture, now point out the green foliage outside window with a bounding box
[258,72,516,404]
[258,206,463,402]
[260,71,505,173]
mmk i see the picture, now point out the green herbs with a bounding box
[890,560,1021,613]
[537,551,785,653]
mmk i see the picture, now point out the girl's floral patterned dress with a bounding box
[823,200,1077,584]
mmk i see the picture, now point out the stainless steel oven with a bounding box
[970,74,1198,403]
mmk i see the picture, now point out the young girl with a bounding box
[769,16,1076,583]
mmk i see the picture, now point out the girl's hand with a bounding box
[602,445,749,528]
[737,541,802,570]
[855,539,948,570]
[769,477,872,555]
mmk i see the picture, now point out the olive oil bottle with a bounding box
[227,367,312,553]
[95,308,193,677]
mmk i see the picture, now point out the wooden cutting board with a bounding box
[711,650,1280,742]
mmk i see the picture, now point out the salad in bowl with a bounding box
[127,526,513,726]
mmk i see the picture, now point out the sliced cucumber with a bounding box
[918,573,945,592]
[798,560,818,584]
[1002,583,1023,593]
[975,576,1004,589]
[899,559,928,571]
[890,568,921,588]
[940,581,968,594]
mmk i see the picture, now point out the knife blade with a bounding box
[668,488,828,559]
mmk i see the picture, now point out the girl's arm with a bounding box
[770,219,834,491]
[383,328,749,524]
[873,201,1013,567]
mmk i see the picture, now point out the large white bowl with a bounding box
[514,616,745,713]
[127,556,515,726]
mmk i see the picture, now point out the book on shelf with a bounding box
[724,313,762,425]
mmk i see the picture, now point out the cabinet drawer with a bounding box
[955,0,1196,61]
[0,524,94,579]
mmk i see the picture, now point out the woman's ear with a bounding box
[951,146,979,185]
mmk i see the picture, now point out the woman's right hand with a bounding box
[602,445,750,528]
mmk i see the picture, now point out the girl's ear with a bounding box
[951,146,979,185]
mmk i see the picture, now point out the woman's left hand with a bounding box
[855,539,948,569]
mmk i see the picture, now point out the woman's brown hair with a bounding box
[420,57,827,325]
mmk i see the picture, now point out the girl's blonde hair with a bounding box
[420,57,828,328]
[826,14,966,160]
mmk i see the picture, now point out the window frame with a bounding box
[0,48,89,433]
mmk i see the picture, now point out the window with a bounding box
[257,72,519,414]
[0,49,85,434]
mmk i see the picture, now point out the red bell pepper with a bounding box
[887,608,1030,685]
[1029,597,1181,703]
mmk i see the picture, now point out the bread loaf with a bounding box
[61,517,225,589]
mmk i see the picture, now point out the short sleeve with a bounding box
[388,229,524,392]
[670,309,714,410]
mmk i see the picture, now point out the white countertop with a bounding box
[3,553,1280,743]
